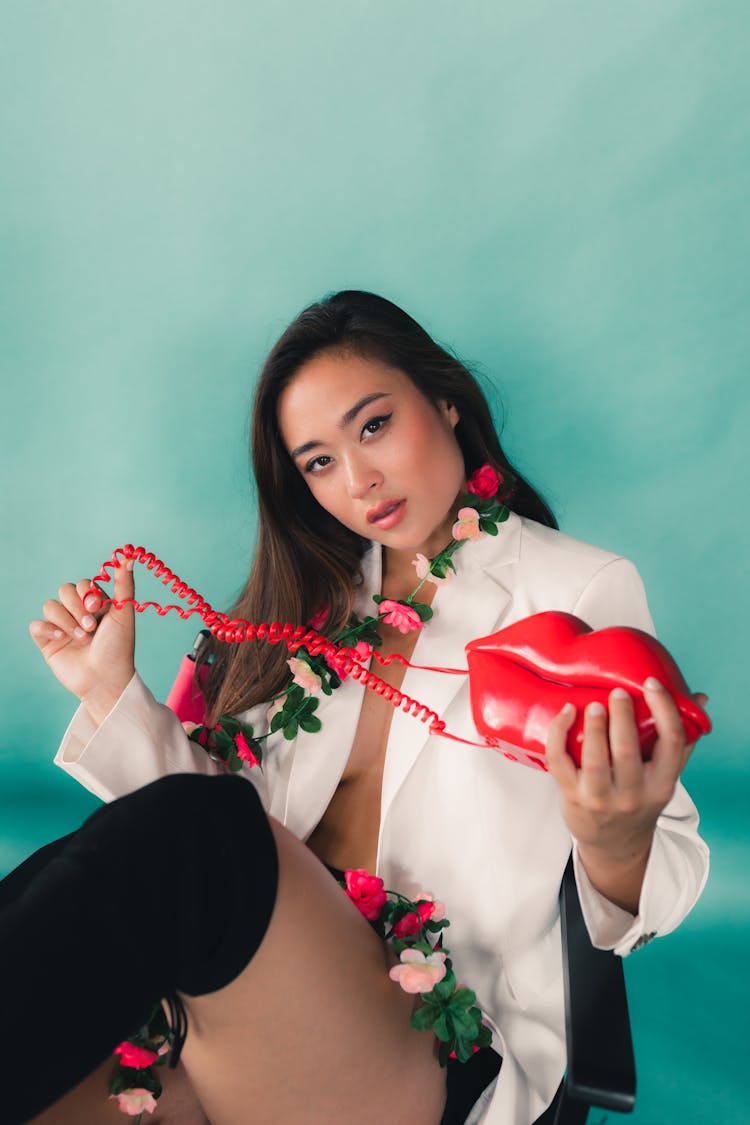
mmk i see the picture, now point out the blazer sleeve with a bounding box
[568,557,710,955]
[54,671,271,809]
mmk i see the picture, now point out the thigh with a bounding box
[27,1055,209,1125]
[179,817,448,1125]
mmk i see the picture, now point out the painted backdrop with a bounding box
[1,3,748,1122]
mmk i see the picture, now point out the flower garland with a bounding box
[109,464,510,1116]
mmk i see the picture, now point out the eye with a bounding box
[304,454,333,474]
[361,413,392,438]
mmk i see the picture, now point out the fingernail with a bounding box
[560,702,576,718]
[73,627,86,640]
[645,677,663,691]
[587,702,606,717]
[81,614,95,629]
[52,629,63,638]
[83,594,98,611]
[126,560,134,571]
[611,687,630,700]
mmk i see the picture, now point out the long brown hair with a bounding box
[200,290,557,721]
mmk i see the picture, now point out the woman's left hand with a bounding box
[545,680,709,913]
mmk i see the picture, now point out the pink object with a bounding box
[165,656,208,724]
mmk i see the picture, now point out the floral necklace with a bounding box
[186,462,513,769]
[108,464,511,1119]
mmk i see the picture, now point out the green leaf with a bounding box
[432,1013,452,1042]
[437,1040,451,1068]
[411,601,434,622]
[282,721,298,740]
[448,1005,480,1037]
[270,711,286,733]
[451,988,476,1008]
[299,715,323,733]
[453,1036,475,1063]
[411,1004,440,1031]
[432,969,456,1001]
[286,684,305,706]
[217,715,241,736]
[227,757,243,773]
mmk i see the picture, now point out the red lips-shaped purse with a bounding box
[465,612,711,770]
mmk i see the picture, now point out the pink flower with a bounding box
[412,553,452,587]
[452,507,482,541]
[467,463,502,499]
[308,607,329,631]
[109,1088,158,1116]
[393,900,436,937]
[181,721,198,736]
[413,892,446,922]
[378,599,423,635]
[234,731,259,768]
[287,657,322,692]
[113,1041,159,1069]
[389,949,447,994]
[353,640,373,661]
[344,868,388,921]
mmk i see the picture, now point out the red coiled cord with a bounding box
[89,545,467,738]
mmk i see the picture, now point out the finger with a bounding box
[29,618,66,651]
[109,555,136,630]
[41,598,90,641]
[545,703,579,790]
[643,678,687,792]
[578,701,613,801]
[77,579,107,616]
[57,581,99,636]
[607,688,645,795]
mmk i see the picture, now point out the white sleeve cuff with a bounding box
[54,671,225,803]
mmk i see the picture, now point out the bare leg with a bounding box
[27,1055,209,1125]
[179,818,447,1125]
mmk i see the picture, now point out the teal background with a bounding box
[1,3,748,1121]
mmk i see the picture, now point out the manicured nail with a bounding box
[611,687,630,700]
[126,559,134,571]
[52,629,63,638]
[83,594,98,611]
[73,626,86,639]
[81,614,95,629]
[587,702,606,717]
[644,677,663,691]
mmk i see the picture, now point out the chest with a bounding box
[305,616,425,871]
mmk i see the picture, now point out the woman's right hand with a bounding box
[28,560,137,725]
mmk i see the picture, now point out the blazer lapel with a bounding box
[379,512,523,826]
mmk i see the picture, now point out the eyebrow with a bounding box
[289,392,391,461]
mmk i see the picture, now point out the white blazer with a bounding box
[55,513,709,1125]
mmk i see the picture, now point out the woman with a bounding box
[17,290,708,1124]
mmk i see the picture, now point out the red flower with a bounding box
[234,732,260,768]
[114,1041,160,1069]
[467,464,502,499]
[393,901,435,937]
[344,868,387,921]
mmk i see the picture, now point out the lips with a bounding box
[465,612,711,770]
[367,499,405,527]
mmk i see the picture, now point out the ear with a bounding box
[440,399,460,428]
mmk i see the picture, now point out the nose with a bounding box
[343,451,383,499]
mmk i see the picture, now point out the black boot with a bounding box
[0,773,278,1124]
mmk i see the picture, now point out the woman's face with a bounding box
[277,350,466,558]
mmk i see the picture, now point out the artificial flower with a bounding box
[113,1041,160,1069]
[181,721,199,736]
[451,507,482,541]
[389,949,447,994]
[393,900,437,937]
[413,892,446,922]
[412,553,453,586]
[467,464,502,499]
[378,599,423,635]
[344,869,388,921]
[234,731,260,767]
[287,657,322,692]
[109,1088,158,1116]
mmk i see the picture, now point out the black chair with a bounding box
[554,854,636,1123]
